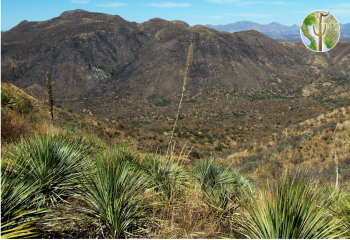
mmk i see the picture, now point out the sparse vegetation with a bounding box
[1,75,350,238]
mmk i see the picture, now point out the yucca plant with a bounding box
[77,146,152,238]
[194,159,251,212]
[5,133,89,205]
[234,173,347,239]
[138,154,189,204]
[1,90,16,109]
[1,161,48,238]
[338,191,350,237]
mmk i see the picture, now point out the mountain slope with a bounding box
[2,10,350,104]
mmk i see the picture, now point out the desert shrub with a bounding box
[1,110,27,143]
[1,91,34,142]
[1,90,33,113]
[1,90,16,109]
[214,146,223,151]
[65,122,80,134]
[16,97,33,114]
[191,151,201,159]
[154,99,171,107]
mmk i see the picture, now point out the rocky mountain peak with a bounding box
[59,9,89,17]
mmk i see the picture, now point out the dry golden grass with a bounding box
[146,179,237,239]
[1,83,138,149]
[1,84,68,146]
[223,105,350,183]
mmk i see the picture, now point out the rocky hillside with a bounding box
[2,10,350,105]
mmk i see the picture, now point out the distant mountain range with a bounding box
[206,21,350,43]
[1,10,350,123]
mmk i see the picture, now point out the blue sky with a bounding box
[1,0,350,31]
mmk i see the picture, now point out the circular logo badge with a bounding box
[300,11,340,52]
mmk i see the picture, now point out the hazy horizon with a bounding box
[2,0,350,31]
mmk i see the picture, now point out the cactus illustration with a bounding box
[312,11,329,51]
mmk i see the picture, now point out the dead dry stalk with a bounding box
[165,41,194,159]
[45,72,54,133]
[186,144,195,159]
[333,122,339,189]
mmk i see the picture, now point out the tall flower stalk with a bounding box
[45,72,54,133]
[333,122,339,189]
[166,41,194,159]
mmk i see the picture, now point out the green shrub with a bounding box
[1,90,33,113]
[65,122,80,134]
[214,146,222,151]
[1,90,16,109]
[191,151,200,159]
[154,99,171,107]
[16,98,33,114]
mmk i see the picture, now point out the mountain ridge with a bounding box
[206,21,350,43]
[1,10,350,125]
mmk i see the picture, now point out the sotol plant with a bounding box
[5,133,89,205]
[338,191,350,238]
[1,161,48,239]
[138,154,189,204]
[194,158,252,213]
[77,146,152,238]
[234,172,346,239]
